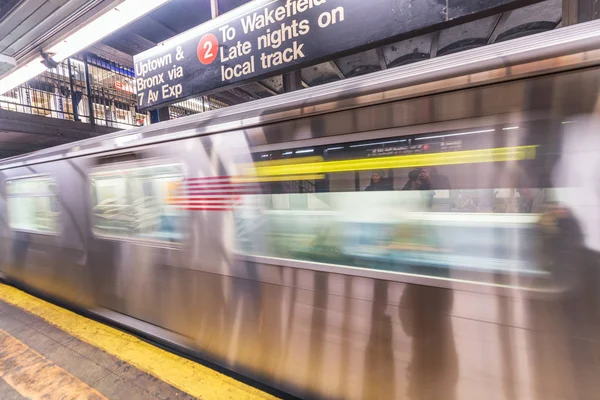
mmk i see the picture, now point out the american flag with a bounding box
[167,176,261,211]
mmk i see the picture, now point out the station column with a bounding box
[563,0,600,24]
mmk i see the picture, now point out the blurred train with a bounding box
[3,20,600,399]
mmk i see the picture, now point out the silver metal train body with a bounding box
[3,20,600,399]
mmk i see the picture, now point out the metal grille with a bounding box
[0,55,146,128]
[87,55,145,128]
[1,60,78,121]
[169,96,228,119]
[0,54,229,126]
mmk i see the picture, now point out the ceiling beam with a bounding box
[376,47,387,70]
[259,77,283,94]
[88,43,135,68]
[430,31,440,58]
[1,0,121,68]
[488,12,511,44]
[126,15,180,45]
[145,16,177,37]
[255,81,278,96]
[328,61,345,79]
[0,0,72,55]
[103,30,157,56]
[236,86,263,100]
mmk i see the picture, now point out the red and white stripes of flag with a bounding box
[167,176,260,211]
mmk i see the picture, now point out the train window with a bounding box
[6,176,60,234]
[235,125,554,285]
[89,162,186,243]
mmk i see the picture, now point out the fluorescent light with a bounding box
[0,0,171,95]
[49,0,171,61]
[296,149,314,154]
[0,59,46,94]
[282,151,293,155]
[0,54,16,66]
[349,140,405,148]
[416,129,495,141]
[261,154,270,158]
[325,146,344,151]
[502,126,519,130]
[561,121,575,124]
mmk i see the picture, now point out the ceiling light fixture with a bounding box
[0,0,172,95]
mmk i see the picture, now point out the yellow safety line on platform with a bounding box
[0,328,107,400]
[0,284,278,400]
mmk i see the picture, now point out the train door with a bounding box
[86,152,188,322]
[0,167,77,299]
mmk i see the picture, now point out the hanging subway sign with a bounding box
[134,0,539,110]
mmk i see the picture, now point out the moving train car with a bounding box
[3,20,600,399]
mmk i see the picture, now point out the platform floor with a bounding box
[0,284,276,400]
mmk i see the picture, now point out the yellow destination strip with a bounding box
[243,145,538,178]
[0,284,277,400]
[0,328,107,400]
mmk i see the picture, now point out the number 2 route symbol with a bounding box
[198,33,219,65]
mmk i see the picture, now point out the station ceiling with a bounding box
[0,0,564,91]
[0,0,123,77]
[97,0,563,104]
[0,0,563,159]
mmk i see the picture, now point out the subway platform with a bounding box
[0,283,277,400]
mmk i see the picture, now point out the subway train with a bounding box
[3,20,600,400]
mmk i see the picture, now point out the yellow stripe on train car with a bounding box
[232,174,325,183]
[241,145,538,178]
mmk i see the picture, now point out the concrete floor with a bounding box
[0,296,198,400]
[0,283,275,400]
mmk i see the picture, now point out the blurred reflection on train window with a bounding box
[89,162,186,242]
[236,126,556,285]
[6,175,59,234]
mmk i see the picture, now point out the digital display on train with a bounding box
[321,138,470,162]
[362,141,462,157]
[244,127,538,187]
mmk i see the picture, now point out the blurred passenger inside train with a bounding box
[429,167,450,190]
[403,167,450,191]
[518,187,534,212]
[503,168,535,213]
[402,168,432,190]
[365,171,393,191]
[402,169,421,190]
